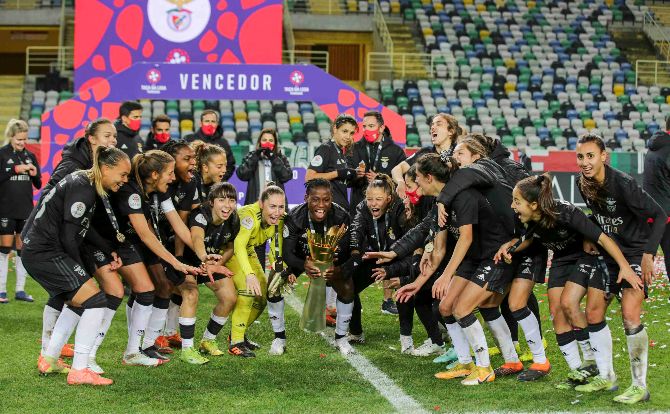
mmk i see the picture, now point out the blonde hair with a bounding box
[5,119,28,141]
[87,146,129,197]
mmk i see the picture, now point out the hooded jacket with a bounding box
[114,120,144,161]
[436,158,515,236]
[41,136,91,201]
[184,126,236,181]
[643,130,670,214]
[490,140,530,186]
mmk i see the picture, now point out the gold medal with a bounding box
[116,232,126,243]
[425,242,434,253]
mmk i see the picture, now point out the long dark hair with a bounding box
[516,173,558,228]
[576,133,608,208]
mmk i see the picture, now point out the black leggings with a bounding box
[397,286,443,345]
[500,291,542,342]
[660,223,670,282]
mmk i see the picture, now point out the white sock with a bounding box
[268,299,286,334]
[589,322,615,381]
[558,340,582,370]
[89,307,118,359]
[203,313,228,340]
[165,300,180,336]
[125,302,152,356]
[179,317,196,348]
[483,311,519,363]
[445,319,473,364]
[142,306,169,349]
[460,315,490,367]
[41,304,62,354]
[326,286,337,308]
[335,299,354,337]
[626,326,648,388]
[45,306,80,359]
[575,328,595,362]
[14,255,27,292]
[516,311,546,364]
[0,252,8,292]
[72,308,104,370]
[126,301,133,338]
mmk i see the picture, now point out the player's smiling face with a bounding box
[366,187,391,219]
[174,146,196,183]
[212,197,236,222]
[101,158,131,192]
[89,122,118,150]
[305,187,332,222]
[152,161,175,193]
[11,131,27,151]
[261,193,285,226]
[453,143,479,167]
[576,141,607,181]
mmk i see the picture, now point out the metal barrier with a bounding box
[366,52,449,80]
[283,50,329,72]
[635,59,670,87]
[373,0,393,55]
[643,11,670,60]
[25,46,73,75]
[283,0,296,50]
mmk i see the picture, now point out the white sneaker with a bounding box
[269,338,286,356]
[411,339,445,357]
[335,337,355,355]
[400,335,414,354]
[122,352,163,366]
[87,357,104,374]
[347,332,365,344]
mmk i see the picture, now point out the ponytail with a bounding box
[366,173,398,206]
[516,173,558,228]
[131,149,174,198]
[87,146,129,197]
[192,140,226,173]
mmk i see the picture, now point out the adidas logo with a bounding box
[476,273,485,281]
[527,339,535,344]
[236,323,246,328]
[591,347,598,352]
[121,144,128,149]
[6,159,13,164]
[270,316,278,320]
[137,330,145,336]
[474,346,485,353]
[522,268,532,274]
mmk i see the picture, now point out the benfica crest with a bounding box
[166,0,193,32]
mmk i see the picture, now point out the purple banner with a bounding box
[40,63,406,200]
[74,0,283,92]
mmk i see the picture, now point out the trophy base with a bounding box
[299,276,327,333]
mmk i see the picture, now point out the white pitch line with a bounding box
[284,294,429,414]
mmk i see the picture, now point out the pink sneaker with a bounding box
[67,368,113,386]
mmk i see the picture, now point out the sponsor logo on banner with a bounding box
[141,68,168,95]
[148,0,211,43]
[284,70,310,96]
[167,49,190,64]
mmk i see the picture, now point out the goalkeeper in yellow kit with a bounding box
[227,184,287,358]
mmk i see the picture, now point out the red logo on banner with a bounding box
[290,70,304,86]
[146,68,162,84]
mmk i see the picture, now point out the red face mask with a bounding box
[405,188,421,205]
[127,118,141,132]
[201,124,216,136]
[260,141,275,151]
[363,129,379,143]
[154,132,170,143]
